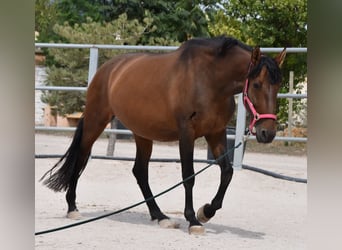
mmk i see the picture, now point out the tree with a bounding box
[54,0,118,25]
[41,14,154,116]
[67,0,213,43]
[37,0,216,44]
[35,0,59,42]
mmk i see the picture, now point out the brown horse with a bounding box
[41,36,286,235]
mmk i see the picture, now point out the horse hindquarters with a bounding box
[41,69,113,215]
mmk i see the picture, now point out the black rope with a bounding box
[35,143,240,236]
[36,155,307,184]
[242,164,307,183]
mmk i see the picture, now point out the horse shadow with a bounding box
[80,210,265,239]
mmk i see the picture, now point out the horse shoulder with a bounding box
[190,95,236,137]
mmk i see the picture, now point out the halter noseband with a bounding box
[243,63,277,135]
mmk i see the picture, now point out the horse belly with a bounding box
[117,108,179,141]
[109,86,179,141]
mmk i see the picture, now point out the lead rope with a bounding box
[35,141,243,236]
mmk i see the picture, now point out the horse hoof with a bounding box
[189,225,206,235]
[197,204,210,223]
[66,211,82,220]
[158,219,180,229]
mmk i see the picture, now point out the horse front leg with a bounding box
[198,130,234,223]
[179,126,205,235]
[132,135,179,229]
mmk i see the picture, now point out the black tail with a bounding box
[40,118,89,192]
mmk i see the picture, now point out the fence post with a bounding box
[106,118,118,156]
[233,93,246,169]
[87,47,99,160]
[88,47,99,85]
[288,71,294,145]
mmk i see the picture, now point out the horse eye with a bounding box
[253,82,261,89]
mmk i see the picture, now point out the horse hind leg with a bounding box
[66,112,113,219]
[41,109,112,219]
[132,135,179,229]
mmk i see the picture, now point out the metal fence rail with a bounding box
[35,43,307,53]
[35,43,307,168]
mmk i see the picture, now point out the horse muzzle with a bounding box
[254,124,276,143]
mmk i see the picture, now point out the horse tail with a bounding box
[40,117,89,192]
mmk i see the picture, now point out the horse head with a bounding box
[244,47,286,143]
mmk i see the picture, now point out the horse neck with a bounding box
[211,49,251,96]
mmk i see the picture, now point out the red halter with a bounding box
[243,63,277,135]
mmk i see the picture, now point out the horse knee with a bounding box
[222,164,233,176]
[132,166,140,181]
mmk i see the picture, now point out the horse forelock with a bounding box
[248,56,282,85]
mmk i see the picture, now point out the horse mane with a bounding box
[179,35,252,60]
[179,35,282,85]
[248,56,282,85]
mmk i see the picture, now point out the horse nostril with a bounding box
[259,128,276,143]
[261,129,267,140]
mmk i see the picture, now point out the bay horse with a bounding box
[41,36,286,235]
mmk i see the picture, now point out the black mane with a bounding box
[179,35,252,60]
[179,36,282,84]
[249,56,282,84]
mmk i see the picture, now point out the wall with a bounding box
[35,65,47,125]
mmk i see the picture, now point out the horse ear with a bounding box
[251,46,261,65]
[275,48,286,68]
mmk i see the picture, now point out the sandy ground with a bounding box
[35,134,307,249]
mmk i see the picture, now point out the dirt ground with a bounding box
[35,134,307,249]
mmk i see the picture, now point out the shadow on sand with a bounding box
[80,210,265,240]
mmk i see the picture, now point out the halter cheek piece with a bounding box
[243,63,277,135]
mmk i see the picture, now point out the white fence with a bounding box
[34,43,307,168]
